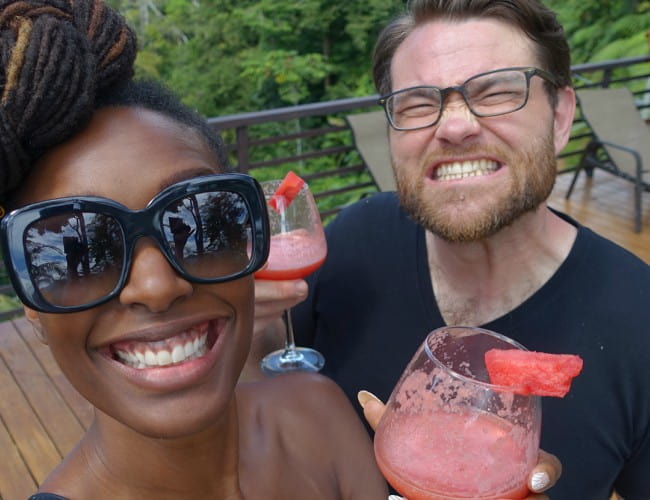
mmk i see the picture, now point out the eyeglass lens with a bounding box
[387,69,530,130]
[23,191,254,308]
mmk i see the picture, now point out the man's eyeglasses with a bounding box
[0,173,270,313]
[379,67,559,131]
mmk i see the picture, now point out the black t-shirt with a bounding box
[293,192,650,499]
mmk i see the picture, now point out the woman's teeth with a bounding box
[435,159,498,181]
[112,325,210,369]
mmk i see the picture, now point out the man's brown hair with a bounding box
[372,0,571,97]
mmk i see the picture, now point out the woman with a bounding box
[0,1,387,498]
[8,92,387,499]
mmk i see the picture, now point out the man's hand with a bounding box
[358,390,561,498]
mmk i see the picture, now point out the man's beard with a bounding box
[394,128,558,243]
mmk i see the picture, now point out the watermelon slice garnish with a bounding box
[268,171,305,212]
[485,349,583,398]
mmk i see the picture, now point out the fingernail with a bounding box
[388,496,405,500]
[357,390,379,408]
[295,280,308,296]
[530,471,550,492]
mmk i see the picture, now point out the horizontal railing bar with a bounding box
[559,150,589,160]
[249,164,368,186]
[209,96,380,129]
[0,309,22,321]
[320,207,344,218]
[315,182,376,200]
[306,164,368,180]
[567,132,593,141]
[570,55,649,74]
[577,75,650,89]
[249,125,349,147]
[248,145,354,169]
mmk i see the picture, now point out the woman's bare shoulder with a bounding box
[237,374,388,499]
[237,372,353,420]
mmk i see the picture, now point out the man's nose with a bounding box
[434,93,481,144]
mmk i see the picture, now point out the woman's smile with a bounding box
[109,319,221,368]
[95,316,234,392]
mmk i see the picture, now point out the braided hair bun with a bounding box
[0,0,136,199]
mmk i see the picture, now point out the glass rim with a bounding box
[423,325,537,395]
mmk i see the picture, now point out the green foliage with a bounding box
[108,0,403,116]
[546,0,649,63]
[240,49,331,106]
[0,293,21,313]
[592,29,649,61]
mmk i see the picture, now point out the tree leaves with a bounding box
[109,0,402,116]
[546,0,649,63]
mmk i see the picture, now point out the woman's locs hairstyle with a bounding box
[0,0,137,201]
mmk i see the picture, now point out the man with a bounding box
[251,1,650,498]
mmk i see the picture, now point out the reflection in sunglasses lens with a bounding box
[163,191,253,279]
[24,211,124,307]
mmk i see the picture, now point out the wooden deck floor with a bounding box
[0,172,647,499]
[548,170,650,262]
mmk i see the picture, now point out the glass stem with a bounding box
[282,309,301,360]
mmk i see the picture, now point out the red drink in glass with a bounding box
[256,176,327,375]
[374,327,541,499]
[254,229,326,280]
[375,410,531,499]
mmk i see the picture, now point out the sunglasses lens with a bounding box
[162,191,254,280]
[24,211,125,308]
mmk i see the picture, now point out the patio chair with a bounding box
[565,87,650,232]
[346,110,396,192]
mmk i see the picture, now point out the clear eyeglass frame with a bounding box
[379,66,559,131]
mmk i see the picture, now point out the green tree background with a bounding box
[109,0,649,118]
[110,0,405,116]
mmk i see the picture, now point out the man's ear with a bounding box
[553,86,576,155]
[24,306,46,344]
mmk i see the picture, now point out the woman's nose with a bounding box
[119,239,193,312]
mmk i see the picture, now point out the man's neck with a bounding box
[426,205,577,326]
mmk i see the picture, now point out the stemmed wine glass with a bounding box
[255,178,327,376]
[374,326,541,500]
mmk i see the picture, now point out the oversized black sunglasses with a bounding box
[0,173,270,313]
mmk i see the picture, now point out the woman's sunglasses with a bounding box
[0,174,270,313]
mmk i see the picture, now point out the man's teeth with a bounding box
[114,330,209,369]
[435,160,498,181]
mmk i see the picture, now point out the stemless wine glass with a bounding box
[374,326,541,500]
[255,179,327,376]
